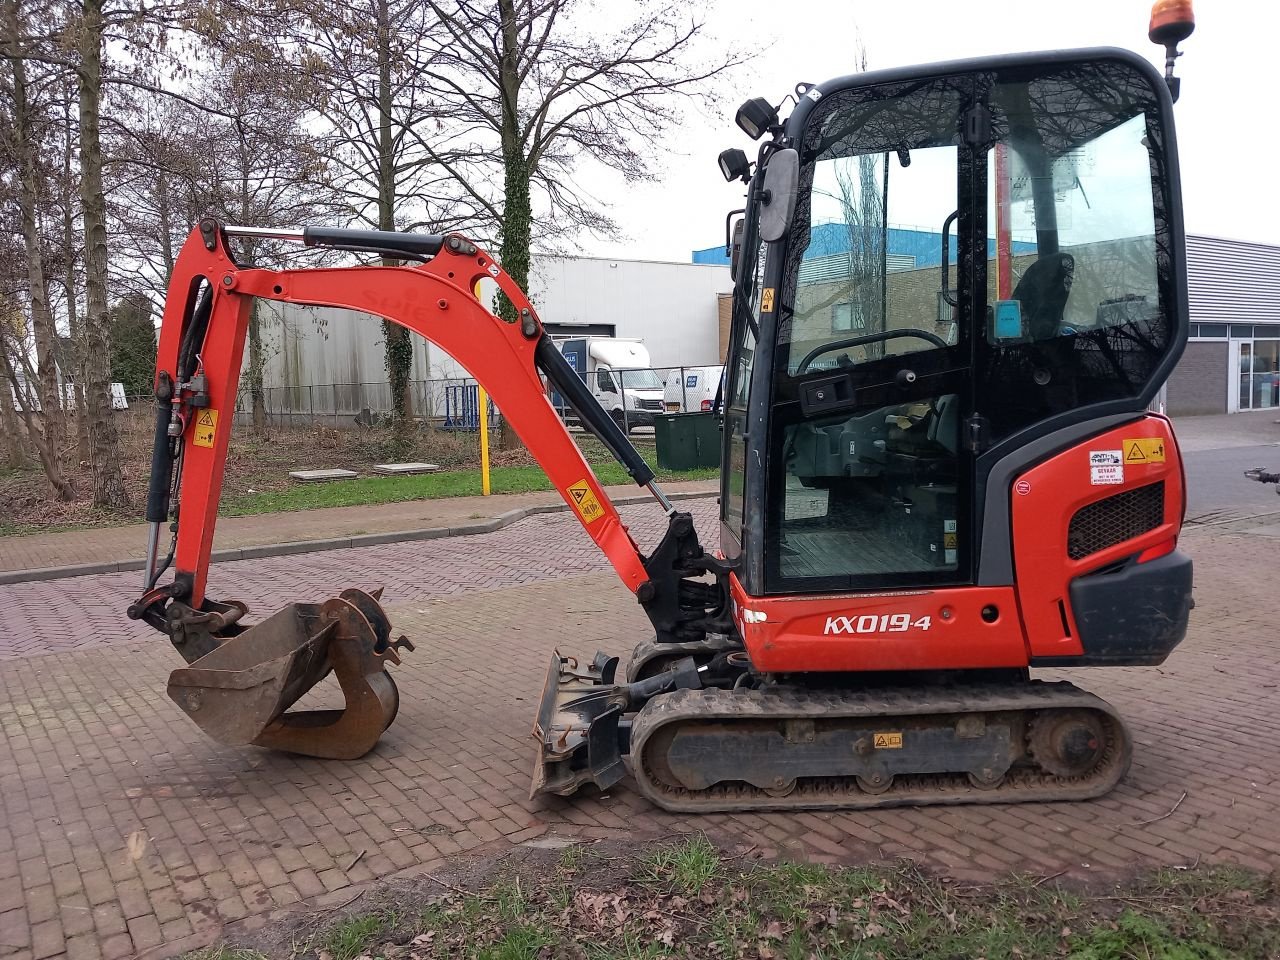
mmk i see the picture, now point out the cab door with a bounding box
[762,77,981,595]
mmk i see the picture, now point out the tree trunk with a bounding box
[5,16,65,452]
[376,0,413,430]
[495,0,529,450]
[63,93,91,467]
[238,213,267,433]
[77,0,129,508]
[247,298,267,431]
[0,350,74,499]
[0,387,26,469]
[156,167,176,279]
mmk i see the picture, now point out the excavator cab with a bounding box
[723,50,1187,607]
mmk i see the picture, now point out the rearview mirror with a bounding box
[758,148,798,243]
[729,217,745,279]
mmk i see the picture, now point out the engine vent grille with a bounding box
[1067,482,1165,560]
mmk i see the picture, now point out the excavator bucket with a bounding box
[167,588,413,761]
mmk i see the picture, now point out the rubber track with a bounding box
[629,681,1131,813]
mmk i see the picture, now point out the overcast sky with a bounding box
[578,0,1275,263]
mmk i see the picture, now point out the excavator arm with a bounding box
[127,219,732,767]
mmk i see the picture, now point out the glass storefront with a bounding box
[1241,339,1280,411]
[1190,324,1280,413]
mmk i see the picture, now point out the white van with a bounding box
[554,337,667,432]
[663,365,725,413]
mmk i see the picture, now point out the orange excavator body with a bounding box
[130,26,1198,812]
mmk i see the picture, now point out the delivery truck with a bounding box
[553,337,666,432]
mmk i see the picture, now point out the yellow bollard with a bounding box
[473,279,491,496]
[478,383,491,496]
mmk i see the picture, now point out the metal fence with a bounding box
[231,378,498,430]
[232,364,727,432]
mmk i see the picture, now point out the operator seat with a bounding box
[1013,252,1075,341]
[926,393,960,456]
[983,251,1082,438]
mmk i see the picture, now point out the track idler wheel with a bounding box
[1028,710,1108,778]
[764,777,797,798]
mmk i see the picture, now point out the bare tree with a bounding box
[417,0,738,443]
[57,89,91,466]
[0,294,75,499]
[108,58,335,431]
[72,0,131,507]
[0,384,24,468]
[1,0,69,453]
[0,213,30,469]
[104,98,204,303]
[208,63,337,431]
[833,153,888,359]
[224,0,490,428]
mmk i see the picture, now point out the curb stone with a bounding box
[0,490,717,585]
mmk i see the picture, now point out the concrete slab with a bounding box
[288,468,359,482]
[372,462,441,475]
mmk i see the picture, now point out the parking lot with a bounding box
[1,500,1278,959]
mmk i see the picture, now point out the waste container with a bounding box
[655,412,722,471]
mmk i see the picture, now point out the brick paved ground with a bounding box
[0,500,699,660]
[0,480,717,576]
[0,504,1277,959]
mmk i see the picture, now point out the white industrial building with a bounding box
[251,254,731,420]
[249,231,1280,422]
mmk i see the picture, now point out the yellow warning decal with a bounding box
[1123,438,1166,463]
[567,478,605,524]
[873,732,903,749]
[760,287,775,313]
[943,532,958,549]
[192,408,219,448]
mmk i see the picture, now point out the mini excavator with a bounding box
[129,8,1198,810]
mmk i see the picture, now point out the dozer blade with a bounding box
[167,588,413,761]
[530,649,627,799]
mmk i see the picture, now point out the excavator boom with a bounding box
[147,222,653,607]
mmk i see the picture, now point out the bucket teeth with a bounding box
[166,587,408,760]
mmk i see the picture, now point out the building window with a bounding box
[832,301,865,333]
